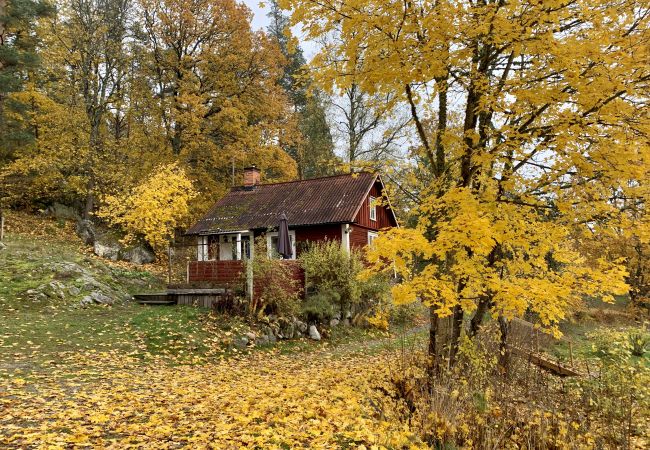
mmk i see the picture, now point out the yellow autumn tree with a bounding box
[138,0,298,211]
[285,0,650,367]
[98,163,197,251]
[0,86,88,206]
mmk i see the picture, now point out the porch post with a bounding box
[235,233,242,260]
[341,224,351,253]
[246,232,253,301]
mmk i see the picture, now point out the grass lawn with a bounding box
[0,214,420,379]
[550,295,649,368]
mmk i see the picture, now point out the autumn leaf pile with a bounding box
[0,349,423,449]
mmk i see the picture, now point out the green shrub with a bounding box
[247,236,301,318]
[590,326,650,361]
[300,240,363,318]
[301,289,339,323]
[389,303,423,326]
[628,330,649,357]
[300,240,397,326]
[575,326,650,446]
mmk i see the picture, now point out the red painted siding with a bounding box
[187,260,305,302]
[188,260,244,286]
[295,224,342,255]
[354,181,397,230]
[349,225,368,250]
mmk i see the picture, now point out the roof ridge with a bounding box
[232,171,376,190]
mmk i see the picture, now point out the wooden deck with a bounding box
[134,287,234,309]
[134,293,176,306]
[172,288,228,308]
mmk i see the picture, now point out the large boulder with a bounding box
[90,228,155,265]
[76,274,111,294]
[47,261,84,280]
[256,335,270,346]
[94,240,120,260]
[232,335,249,350]
[76,220,96,245]
[45,203,80,221]
[68,286,81,296]
[308,325,321,341]
[294,320,308,335]
[122,244,155,265]
[80,291,114,306]
[43,281,66,299]
[278,318,295,340]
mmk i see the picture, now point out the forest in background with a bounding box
[0,0,413,231]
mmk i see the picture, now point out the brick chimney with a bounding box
[243,165,261,187]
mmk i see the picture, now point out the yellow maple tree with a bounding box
[98,163,197,251]
[284,0,650,366]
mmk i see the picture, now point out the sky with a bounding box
[244,0,271,31]
[242,0,317,59]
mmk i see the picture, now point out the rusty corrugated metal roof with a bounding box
[186,172,378,234]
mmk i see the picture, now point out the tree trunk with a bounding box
[427,305,439,378]
[83,181,95,220]
[448,305,464,366]
[83,115,102,219]
[0,208,5,241]
[0,0,6,134]
[498,316,510,375]
[347,85,358,169]
[468,295,490,338]
[434,76,447,177]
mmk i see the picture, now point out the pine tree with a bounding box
[0,0,53,162]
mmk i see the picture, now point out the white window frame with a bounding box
[369,196,377,221]
[197,236,209,261]
[368,231,378,246]
[266,230,297,260]
[198,231,251,261]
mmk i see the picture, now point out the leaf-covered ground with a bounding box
[0,215,425,448]
[0,344,425,449]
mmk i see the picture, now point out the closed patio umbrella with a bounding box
[276,213,292,259]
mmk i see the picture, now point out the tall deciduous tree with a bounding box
[267,0,335,179]
[317,30,411,172]
[286,0,649,369]
[139,0,297,206]
[329,82,410,171]
[53,0,132,217]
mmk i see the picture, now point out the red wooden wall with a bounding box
[187,260,305,301]
[187,260,244,285]
[349,225,369,250]
[354,181,397,230]
[294,224,341,256]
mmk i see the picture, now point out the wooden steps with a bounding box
[134,293,177,306]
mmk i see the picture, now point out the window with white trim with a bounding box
[266,231,297,259]
[369,196,377,221]
[368,231,378,246]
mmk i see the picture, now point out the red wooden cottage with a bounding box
[184,167,398,285]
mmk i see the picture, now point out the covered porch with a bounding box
[195,229,296,263]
